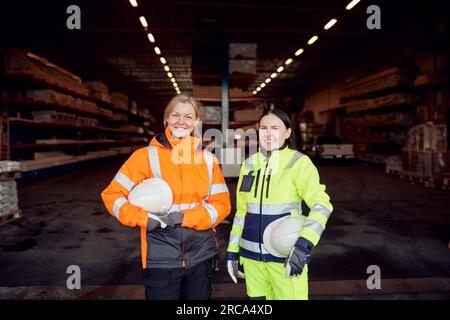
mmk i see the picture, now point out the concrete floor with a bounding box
[1,156,449,299]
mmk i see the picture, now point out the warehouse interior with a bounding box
[0,0,449,300]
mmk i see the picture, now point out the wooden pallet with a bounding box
[0,171,22,181]
[400,171,433,186]
[0,210,22,226]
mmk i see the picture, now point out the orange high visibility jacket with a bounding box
[101,128,231,269]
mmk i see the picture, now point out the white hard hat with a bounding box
[263,215,306,258]
[127,178,173,215]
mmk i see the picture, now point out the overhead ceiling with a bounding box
[0,0,434,113]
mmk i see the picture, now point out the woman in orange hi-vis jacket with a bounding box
[101,94,231,300]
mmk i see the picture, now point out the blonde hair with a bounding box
[163,94,203,127]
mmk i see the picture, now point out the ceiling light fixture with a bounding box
[154,47,161,55]
[164,65,170,72]
[345,0,361,10]
[160,57,166,64]
[147,33,155,43]
[261,83,266,88]
[139,16,148,28]
[324,18,338,30]
[277,66,284,73]
[285,58,293,65]
[256,87,261,92]
[265,78,271,84]
[167,72,173,78]
[295,48,304,56]
[307,35,319,45]
[129,0,138,7]
[270,72,277,79]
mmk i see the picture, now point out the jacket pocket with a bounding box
[147,226,182,261]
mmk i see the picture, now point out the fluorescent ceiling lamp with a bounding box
[256,87,261,92]
[253,90,257,95]
[129,0,138,7]
[147,33,155,43]
[295,48,304,56]
[345,0,361,10]
[307,35,319,45]
[139,16,148,28]
[171,78,176,83]
[270,72,277,79]
[265,78,271,84]
[277,66,284,73]
[261,83,266,88]
[324,18,337,30]
[154,47,161,55]
[164,65,170,72]
[172,82,178,87]
[167,72,173,78]
[285,58,293,65]
[160,57,166,64]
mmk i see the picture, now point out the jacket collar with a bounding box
[259,142,289,160]
[150,127,202,151]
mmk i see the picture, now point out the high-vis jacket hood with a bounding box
[101,128,231,269]
[226,146,333,263]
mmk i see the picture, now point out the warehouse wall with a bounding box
[302,6,440,122]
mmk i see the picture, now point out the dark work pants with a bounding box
[144,258,215,300]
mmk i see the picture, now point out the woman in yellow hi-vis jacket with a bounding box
[225,109,333,300]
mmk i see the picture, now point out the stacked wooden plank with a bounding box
[0,161,21,225]
[4,49,89,97]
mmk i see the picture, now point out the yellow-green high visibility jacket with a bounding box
[226,146,333,263]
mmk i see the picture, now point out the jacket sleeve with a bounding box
[293,155,333,247]
[225,162,247,260]
[100,148,150,228]
[182,155,231,231]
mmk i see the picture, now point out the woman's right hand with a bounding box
[227,260,245,284]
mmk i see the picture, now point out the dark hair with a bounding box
[258,108,298,150]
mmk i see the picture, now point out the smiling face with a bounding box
[258,113,291,151]
[165,101,198,139]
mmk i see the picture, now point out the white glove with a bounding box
[227,260,245,284]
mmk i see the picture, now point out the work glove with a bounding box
[159,211,183,227]
[227,260,245,284]
[147,211,183,230]
[284,237,313,278]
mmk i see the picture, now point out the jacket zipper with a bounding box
[178,163,186,269]
[254,169,261,198]
[259,163,269,261]
[181,228,186,268]
[266,169,272,198]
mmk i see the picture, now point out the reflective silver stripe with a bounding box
[240,238,269,254]
[114,172,135,192]
[287,151,304,169]
[211,183,229,195]
[169,202,199,212]
[147,146,161,179]
[311,204,331,220]
[247,201,302,215]
[113,197,127,219]
[303,219,325,237]
[204,151,213,189]
[245,156,254,171]
[232,216,245,228]
[204,202,219,226]
[229,234,241,245]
